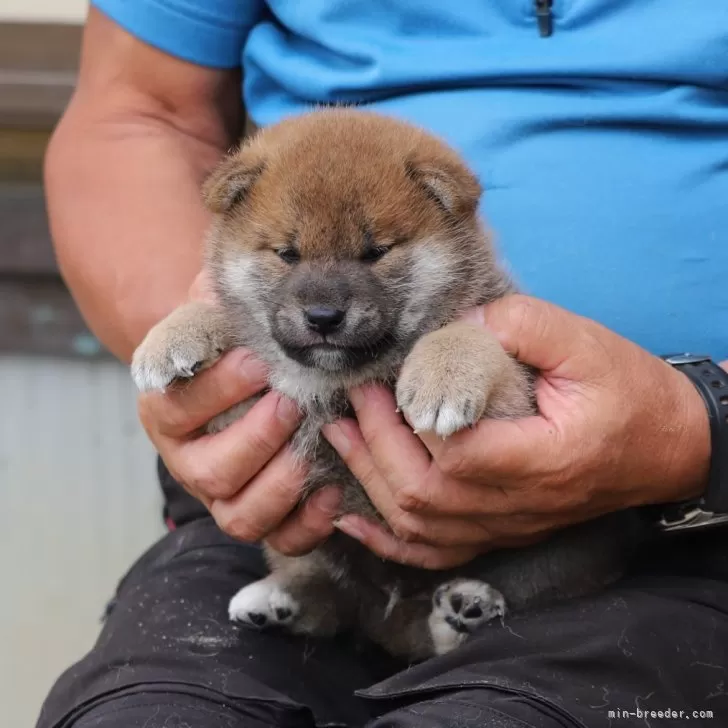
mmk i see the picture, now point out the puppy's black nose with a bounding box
[304,306,346,335]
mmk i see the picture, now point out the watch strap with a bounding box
[657,354,728,532]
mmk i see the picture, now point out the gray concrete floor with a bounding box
[1,354,164,727]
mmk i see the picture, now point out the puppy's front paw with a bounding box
[395,330,491,438]
[131,302,229,392]
[396,373,486,437]
[396,322,531,437]
[229,578,300,630]
[428,579,506,655]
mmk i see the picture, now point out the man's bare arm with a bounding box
[44,7,243,362]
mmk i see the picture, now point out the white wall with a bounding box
[0,0,88,23]
[1,355,163,728]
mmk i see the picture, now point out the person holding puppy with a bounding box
[38,3,728,728]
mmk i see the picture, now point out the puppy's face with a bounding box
[204,110,486,373]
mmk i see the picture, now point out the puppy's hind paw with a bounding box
[229,579,300,630]
[428,579,506,655]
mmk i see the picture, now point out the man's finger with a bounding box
[350,385,431,472]
[322,420,492,543]
[334,516,481,569]
[462,294,612,379]
[339,383,432,501]
[209,445,307,542]
[417,413,560,483]
[174,390,302,500]
[265,487,341,556]
[321,417,417,527]
[188,269,218,304]
[138,348,269,438]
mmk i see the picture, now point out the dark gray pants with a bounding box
[37,466,728,728]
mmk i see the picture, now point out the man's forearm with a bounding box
[44,102,228,362]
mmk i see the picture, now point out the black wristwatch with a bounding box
[655,354,728,532]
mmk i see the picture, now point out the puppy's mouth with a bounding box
[280,338,393,372]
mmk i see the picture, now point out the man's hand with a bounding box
[137,272,341,554]
[321,295,713,569]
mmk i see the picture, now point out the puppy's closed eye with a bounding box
[276,248,301,264]
[359,245,390,263]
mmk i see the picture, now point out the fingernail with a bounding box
[239,354,268,383]
[313,487,341,517]
[348,386,367,409]
[333,516,366,542]
[276,394,301,423]
[321,422,351,456]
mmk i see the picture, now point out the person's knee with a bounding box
[72,691,292,728]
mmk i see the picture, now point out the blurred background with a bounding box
[0,2,165,725]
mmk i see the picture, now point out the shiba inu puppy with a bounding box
[131,109,645,660]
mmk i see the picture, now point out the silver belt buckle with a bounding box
[658,506,728,533]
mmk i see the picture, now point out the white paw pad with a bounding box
[228,580,300,629]
[428,579,506,655]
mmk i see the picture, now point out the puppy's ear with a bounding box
[202,147,265,213]
[405,154,482,220]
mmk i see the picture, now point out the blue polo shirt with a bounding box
[92,0,728,361]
